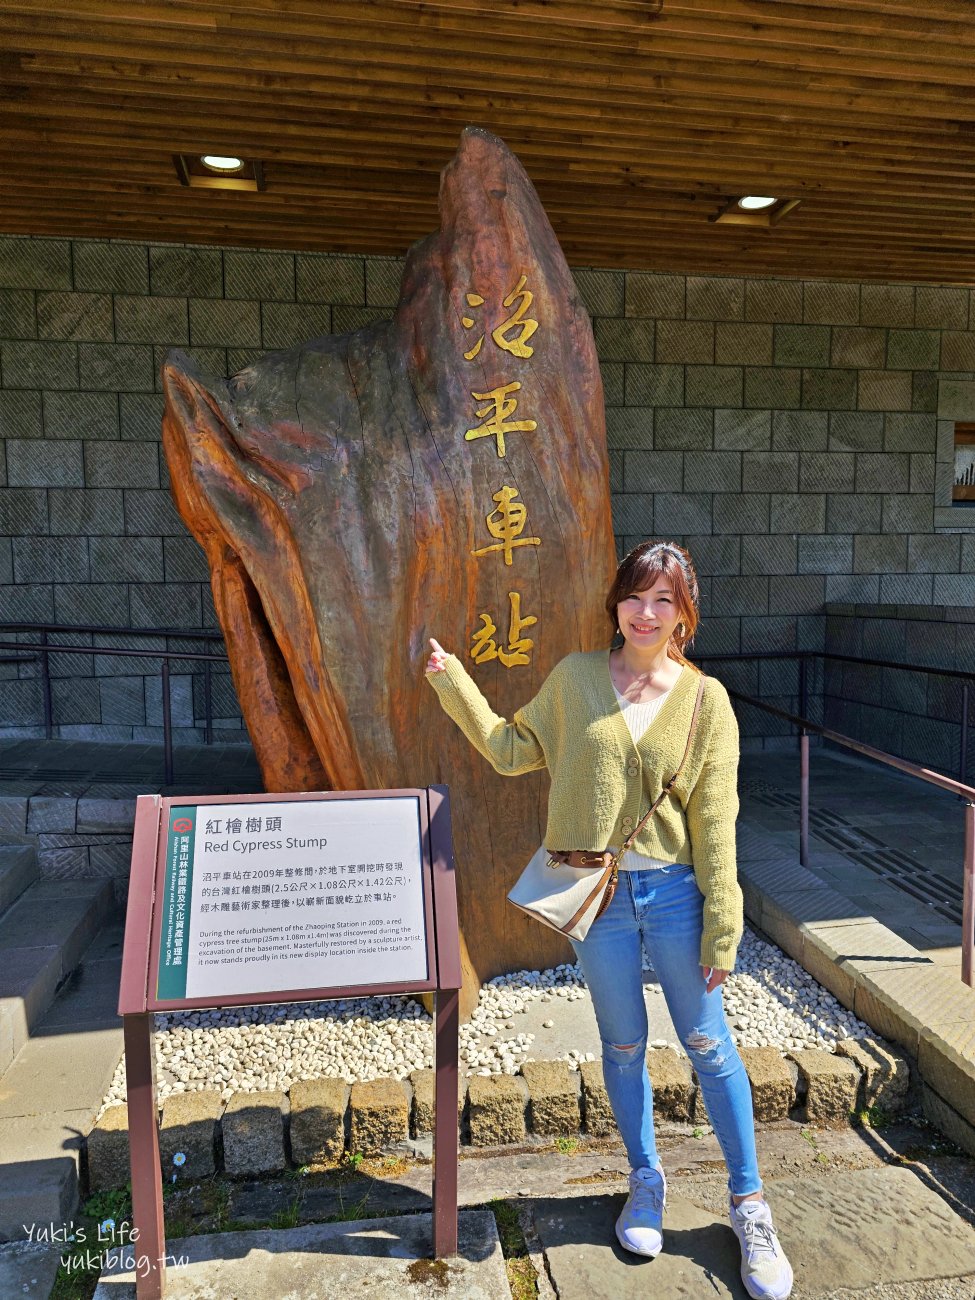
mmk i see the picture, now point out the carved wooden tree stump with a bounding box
[162,127,617,1018]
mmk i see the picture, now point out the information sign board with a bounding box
[155,796,429,1001]
[118,786,461,1300]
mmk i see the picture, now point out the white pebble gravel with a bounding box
[99,926,869,1115]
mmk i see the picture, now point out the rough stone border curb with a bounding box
[86,1038,909,1189]
[738,850,975,1155]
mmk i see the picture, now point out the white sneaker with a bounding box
[615,1163,666,1257]
[729,1196,794,1299]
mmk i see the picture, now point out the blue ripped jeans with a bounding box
[569,862,762,1196]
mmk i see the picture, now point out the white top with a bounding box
[612,681,677,872]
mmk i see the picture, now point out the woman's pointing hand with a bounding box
[426,638,450,674]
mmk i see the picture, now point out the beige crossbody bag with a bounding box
[507,675,707,941]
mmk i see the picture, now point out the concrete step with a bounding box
[0,878,115,1077]
[93,1211,508,1298]
[0,1110,91,1248]
[0,839,38,917]
[0,918,124,1244]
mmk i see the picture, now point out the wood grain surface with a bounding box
[161,128,618,1014]
[4,2,975,280]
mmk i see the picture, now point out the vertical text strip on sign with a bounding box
[463,275,542,669]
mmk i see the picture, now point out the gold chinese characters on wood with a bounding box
[161,127,617,1017]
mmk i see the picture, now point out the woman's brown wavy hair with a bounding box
[605,540,701,670]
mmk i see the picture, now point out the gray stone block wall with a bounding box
[575,265,975,754]
[0,235,973,756]
[823,603,974,778]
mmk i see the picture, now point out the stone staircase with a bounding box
[0,832,124,1241]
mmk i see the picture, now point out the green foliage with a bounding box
[50,1189,135,1300]
[269,1192,303,1231]
[164,1211,193,1240]
[554,1136,578,1154]
[82,1185,132,1224]
[851,1104,893,1130]
[487,1199,537,1300]
[326,1188,372,1223]
[505,1257,538,1300]
[489,1198,526,1257]
[692,1127,705,1139]
[50,1251,101,1300]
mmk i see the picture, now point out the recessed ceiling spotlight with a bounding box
[173,154,265,192]
[737,195,777,211]
[711,195,801,227]
[200,154,245,174]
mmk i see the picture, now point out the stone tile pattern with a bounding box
[1,237,974,747]
[823,602,975,777]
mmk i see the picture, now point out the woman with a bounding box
[425,539,792,1300]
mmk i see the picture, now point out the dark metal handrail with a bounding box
[0,622,231,786]
[716,681,975,989]
[2,622,972,982]
[700,649,972,787]
[0,620,224,643]
[701,646,975,683]
[0,639,225,664]
[724,687,975,802]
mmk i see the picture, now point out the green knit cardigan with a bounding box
[427,649,743,971]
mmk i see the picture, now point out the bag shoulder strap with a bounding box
[614,672,708,863]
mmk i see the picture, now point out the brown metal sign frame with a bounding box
[118,785,461,1299]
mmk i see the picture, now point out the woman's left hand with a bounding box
[702,966,729,994]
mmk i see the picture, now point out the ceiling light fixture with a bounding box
[173,154,265,192]
[737,195,777,211]
[711,194,801,227]
[200,154,245,174]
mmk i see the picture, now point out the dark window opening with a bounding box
[953,422,975,507]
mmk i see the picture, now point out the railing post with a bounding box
[963,801,974,989]
[39,629,53,740]
[961,683,970,788]
[799,731,810,869]
[203,656,213,746]
[161,660,173,787]
[799,654,808,722]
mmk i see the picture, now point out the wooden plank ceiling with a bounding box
[1,0,975,281]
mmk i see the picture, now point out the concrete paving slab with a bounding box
[772,1166,975,1292]
[905,940,963,970]
[532,1166,975,1299]
[0,1109,89,1242]
[34,952,122,1033]
[0,879,113,978]
[0,945,61,1073]
[514,972,680,1061]
[78,917,125,964]
[0,844,37,914]
[0,1239,61,1298]
[93,1209,508,1299]
[854,964,975,1057]
[531,1190,741,1298]
[0,1025,123,1119]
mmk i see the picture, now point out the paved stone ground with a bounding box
[1,741,972,1296]
[55,1115,966,1298]
[92,1210,508,1299]
[738,748,964,972]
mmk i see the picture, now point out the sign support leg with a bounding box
[123,1012,166,1299]
[432,987,459,1258]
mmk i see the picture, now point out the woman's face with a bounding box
[616,579,682,652]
